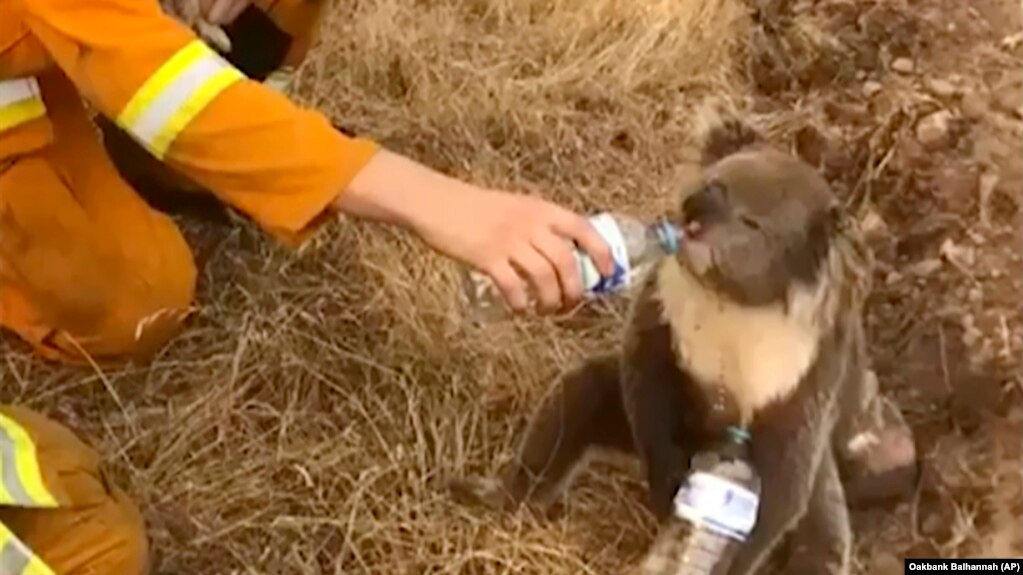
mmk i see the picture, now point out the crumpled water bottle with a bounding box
[640,427,761,575]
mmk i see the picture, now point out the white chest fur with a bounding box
[654,259,824,422]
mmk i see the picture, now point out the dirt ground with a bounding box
[2,0,1021,573]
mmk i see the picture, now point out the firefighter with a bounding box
[0,0,614,572]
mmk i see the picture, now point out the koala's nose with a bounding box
[682,182,728,224]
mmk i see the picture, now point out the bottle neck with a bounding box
[648,220,680,255]
[725,426,751,445]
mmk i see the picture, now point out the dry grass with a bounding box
[3,0,1021,573]
[3,0,756,573]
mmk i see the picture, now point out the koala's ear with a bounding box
[701,119,764,166]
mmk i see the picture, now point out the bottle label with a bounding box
[581,213,629,295]
[672,471,760,542]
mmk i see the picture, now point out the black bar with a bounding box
[905,559,1022,573]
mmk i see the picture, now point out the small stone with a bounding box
[885,270,903,285]
[963,326,983,347]
[967,229,987,245]
[909,258,943,277]
[979,172,1000,226]
[922,512,946,535]
[932,167,977,214]
[860,209,890,243]
[871,552,904,575]
[968,286,983,302]
[991,269,1003,278]
[963,313,975,328]
[1007,405,1023,424]
[863,80,884,97]
[892,58,915,74]
[916,110,953,149]
[926,78,958,97]
[940,238,976,268]
[994,88,1023,116]
[961,90,989,119]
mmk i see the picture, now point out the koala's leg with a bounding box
[783,446,852,575]
[621,360,698,522]
[834,370,920,508]
[448,354,633,511]
[725,382,837,575]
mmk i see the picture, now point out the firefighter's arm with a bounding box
[18,0,377,244]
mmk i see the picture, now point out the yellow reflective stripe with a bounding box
[0,523,56,575]
[0,77,46,131]
[116,39,244,159]
[0,414,58,508]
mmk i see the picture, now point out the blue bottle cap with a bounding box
[656,221,680,255]
[726,426,751,443]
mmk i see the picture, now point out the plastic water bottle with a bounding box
[640,427,761,575]
[461,212,681,321]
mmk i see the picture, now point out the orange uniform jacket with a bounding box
[1,0,379,364]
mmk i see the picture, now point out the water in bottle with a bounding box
[639,426,761,575]
[461,212,681,321]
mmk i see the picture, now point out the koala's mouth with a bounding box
[682,219,704,241]
[678,229,715,277]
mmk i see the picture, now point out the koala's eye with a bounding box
[739,215,762,230]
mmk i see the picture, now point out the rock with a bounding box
[870,552,904,575]
[916,110,953,149]
[908,258,943,277]
[967,286,983,303]
[940,238,976,268]
[863,80,884,97]
[922,512,946,536]
[1008,405,1023,424]
[979,171,1000,226]
[926,78,958,98]
[891,57,915,74]
[860,209,890,243]
[961,90,990,119]
[885,270,903,286]
[992,72,1023,116]
[963,325,983,347]
[932,166,977,214]
[993,85,1023,117]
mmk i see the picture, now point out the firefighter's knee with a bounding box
[63,232,198,363]
[0,406,150,575]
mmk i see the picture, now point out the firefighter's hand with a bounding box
[336,150,615,313]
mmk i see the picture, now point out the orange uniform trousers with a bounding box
[0,405,148,575]
[1,70,199,365]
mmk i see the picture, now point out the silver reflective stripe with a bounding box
[0,425,32,506]
[127,54,226,147]
[0,537,30,575]
[0,78,40,107]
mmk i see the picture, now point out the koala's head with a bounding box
[670,120,842,307]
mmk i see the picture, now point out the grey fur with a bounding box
[447,120,916,575]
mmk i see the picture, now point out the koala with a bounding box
[448,119,919,575]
